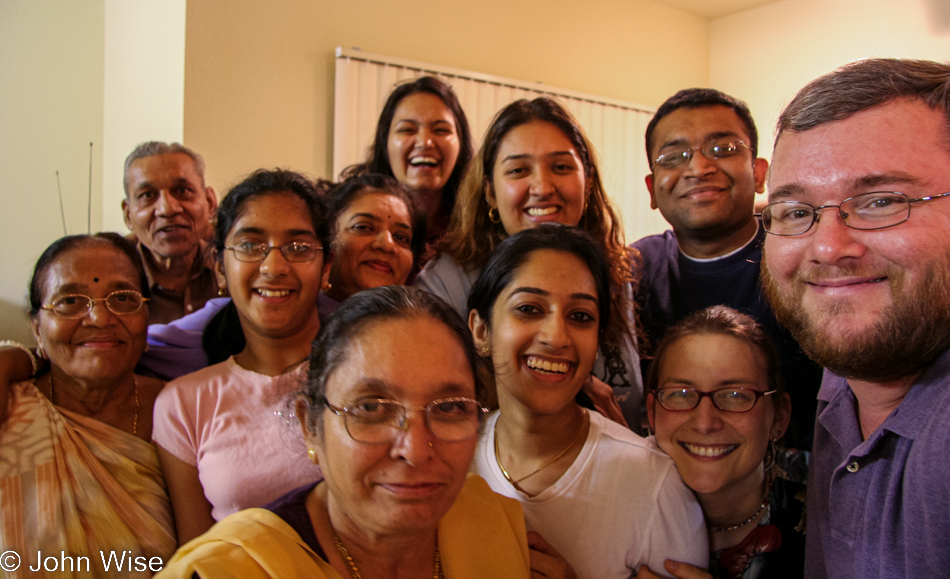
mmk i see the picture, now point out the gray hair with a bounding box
[123,141,206,195]
[776,58,950,145]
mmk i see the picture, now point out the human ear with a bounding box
[645,174,659,210]
[213,251,227,290]
[122,198,133,230]
[646,391,657,432]
[468,309,491,355]
[753,158,769,194]
[296,398,320,465]
[204,187,219,213]
[771,392,792,439]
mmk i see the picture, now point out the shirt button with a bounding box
[847,462,859,473]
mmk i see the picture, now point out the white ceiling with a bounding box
[653,0,783,19]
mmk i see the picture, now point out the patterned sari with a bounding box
[0,380,176,578]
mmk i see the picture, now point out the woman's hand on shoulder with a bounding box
[636,560,714,579]
[0,345,43,425]
[527,531,577,579]
[583,375,628,428]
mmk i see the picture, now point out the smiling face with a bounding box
[471,249,599,416]
[31,245,148,384]
[122,153,217,259]
[312,316,478,538]
[645,106,764,242]
[762,99,950,382]
[387,92,461,199]
[487,121,587,237]
[217,192,329,343]
[328,191,414,301]
[648,333,786,498]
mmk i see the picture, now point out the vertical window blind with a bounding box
[334,47,668,241]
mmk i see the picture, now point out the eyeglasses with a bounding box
[760,191,950,236]
[652,139,751,171]
[323,397,487,444]
[224,241,321,262]
[655,387,777,413]
[41,290,149,319]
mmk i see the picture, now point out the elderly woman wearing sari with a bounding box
[0,233,175,577]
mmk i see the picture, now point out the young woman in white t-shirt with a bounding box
[468,225,709,579]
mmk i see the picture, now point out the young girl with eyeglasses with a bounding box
[152,169,330,545]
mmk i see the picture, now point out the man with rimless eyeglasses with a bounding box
[761,58,950,578]
[634,88,822,450]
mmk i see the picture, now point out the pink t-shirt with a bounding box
[152,357,322,521]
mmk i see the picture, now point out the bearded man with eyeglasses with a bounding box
[634,88,822,450]
[761,58,950,579]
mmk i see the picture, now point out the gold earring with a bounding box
[488,207,501,224]
[217,284,228,297]
[322,280,332,292]
[478,346,490,357]
[307,448,316,462]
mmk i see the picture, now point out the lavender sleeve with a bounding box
[141,297,232,380]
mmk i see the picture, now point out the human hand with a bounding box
[583,375,629,428]
[527,531,578,579]
[635,560,714,579]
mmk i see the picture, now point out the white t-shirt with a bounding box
[472,410,708,579]
[152,357,322,521]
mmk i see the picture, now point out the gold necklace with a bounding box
[332,529,443,579]
[48,373,140,436]
[495,409,587,485]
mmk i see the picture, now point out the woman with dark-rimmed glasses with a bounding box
[639,306,805,579]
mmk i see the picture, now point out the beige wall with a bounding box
[0,1,185,343]
[710,0,950,166]
[183,0,710,195]
[0,1,105,344]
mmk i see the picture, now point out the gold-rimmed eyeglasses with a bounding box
[41,290,149,319]
[323,397,487,444]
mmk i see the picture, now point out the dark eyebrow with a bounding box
[769,171,925,203]
[853,172,923,190]
[134,178,193,192]
[49,280,137,297]
[344,378,474,401]
[658,131,741,152]
[768,182,807,202]
[349,212,412,231]
[509,286,598,304]
[232,226,316,238]
[54,283,88,295]
[500,151,575,164]
[349,212,382,223]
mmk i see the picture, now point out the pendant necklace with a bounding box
[495,409,588,485]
